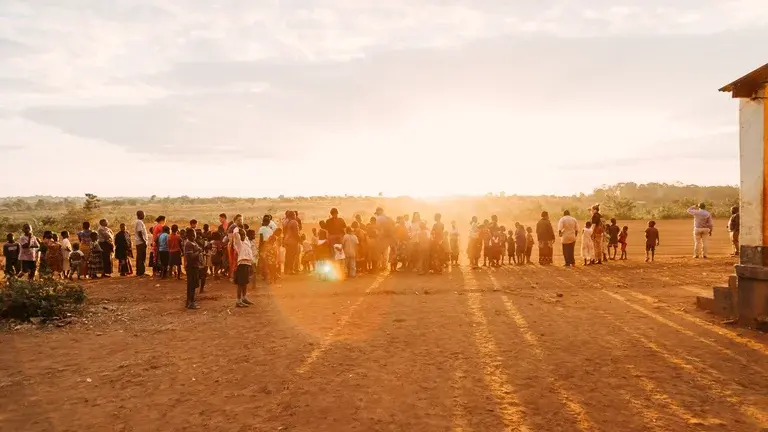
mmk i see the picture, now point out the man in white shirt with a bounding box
[557,210,579,267]
[134,210,149,277]
[688,203,714,258]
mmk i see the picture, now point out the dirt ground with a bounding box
[2,223,767,432]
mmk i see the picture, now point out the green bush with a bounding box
[0,277,87,322]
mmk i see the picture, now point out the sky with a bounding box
[0,0,765,198]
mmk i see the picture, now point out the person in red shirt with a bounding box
[168,224,183,279]
[151,216,166,277]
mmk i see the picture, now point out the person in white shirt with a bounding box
[557,210,579,267]
[60,231,73,279]
[231,222,254,308]
[134,210,149,277]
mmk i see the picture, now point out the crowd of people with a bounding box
[1,202,740,310]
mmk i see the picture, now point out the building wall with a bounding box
[739,93,765,247]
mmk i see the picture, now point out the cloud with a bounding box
[17,27,764,160]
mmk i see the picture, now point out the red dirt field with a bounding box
[2,229,767,431]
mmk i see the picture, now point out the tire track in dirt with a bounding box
[255,273,392,429]
[596,273,768,368]
[499,265,716,431]
[295,273,389,374]
[554,271,768,430]
[460,268,531,432]
[555,272,729,428]
[486,273,595,432]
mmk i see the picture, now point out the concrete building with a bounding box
[700,63,768,327]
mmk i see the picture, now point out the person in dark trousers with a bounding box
[3,233,21,277]
[134,210,148,277]
[183,228,201,309]
[19,224,40,280]
[557,210,578,267]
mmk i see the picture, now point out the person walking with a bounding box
[134,210,148,276]
[688,203,714,258]
[557,210,578,267]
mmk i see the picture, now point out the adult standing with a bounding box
[590,205,605,264]
[325,208,347,247]
[375,207,394,269]
[134,210,148,276]
[558,210,578,267]
[536,211,556,265]
[97,219,115,277]
[468,216,481,268]
[688,203,714,258]
[77,222,93,276]
[728,206,740,257]
[283,210,301,275]
[151,216,166,276]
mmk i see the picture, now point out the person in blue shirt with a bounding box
[157,226,170,279]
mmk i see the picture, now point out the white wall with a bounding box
[739,96,765,246]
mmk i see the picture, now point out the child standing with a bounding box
[231,223,254,307]
[525,227,535,264]
[507,230,516,265]
[488,230,502,267]
[3,233,20,277]
[607,218,621,260]
[449,221,460,266]
[60,231,72,279]
[645,221,660,262]
[88,231,103,278]
[618,226,629,260]
[581,221,595,265]
[342,227,359,278]
[183,228,202,310]
[514,224,526,266]
[69,243,84,280]
[19,224,40,280]
[46,233,64,278]
[157,226,170,279]
[301,234,313,273]
[168,225,182,280]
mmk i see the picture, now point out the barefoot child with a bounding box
[619,226,628,260]
[581,221,595,265]
[69,243,84,280]
[3,233,20,277]
[507,230,516,265]
[231,223,254,307]
[183,228,202,310]
[449,221,460,266]
[525,227,534,264]
[645,221,660,262]
[60,231,72,279]
[514,224,526,266]
[607,218,620,260]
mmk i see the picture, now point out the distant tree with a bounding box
[149,195,157,201]
[378,192,383,197]
[83,193,100,212]
[34,199,47,210]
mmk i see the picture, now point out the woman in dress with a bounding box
[77,221,93,276]
[115,223,133,276]
[468,216,481,268]
[46,233,64,278]
[535,211,556,265]
[87,231,104,278]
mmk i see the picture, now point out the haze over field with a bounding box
[1,1,762,197]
